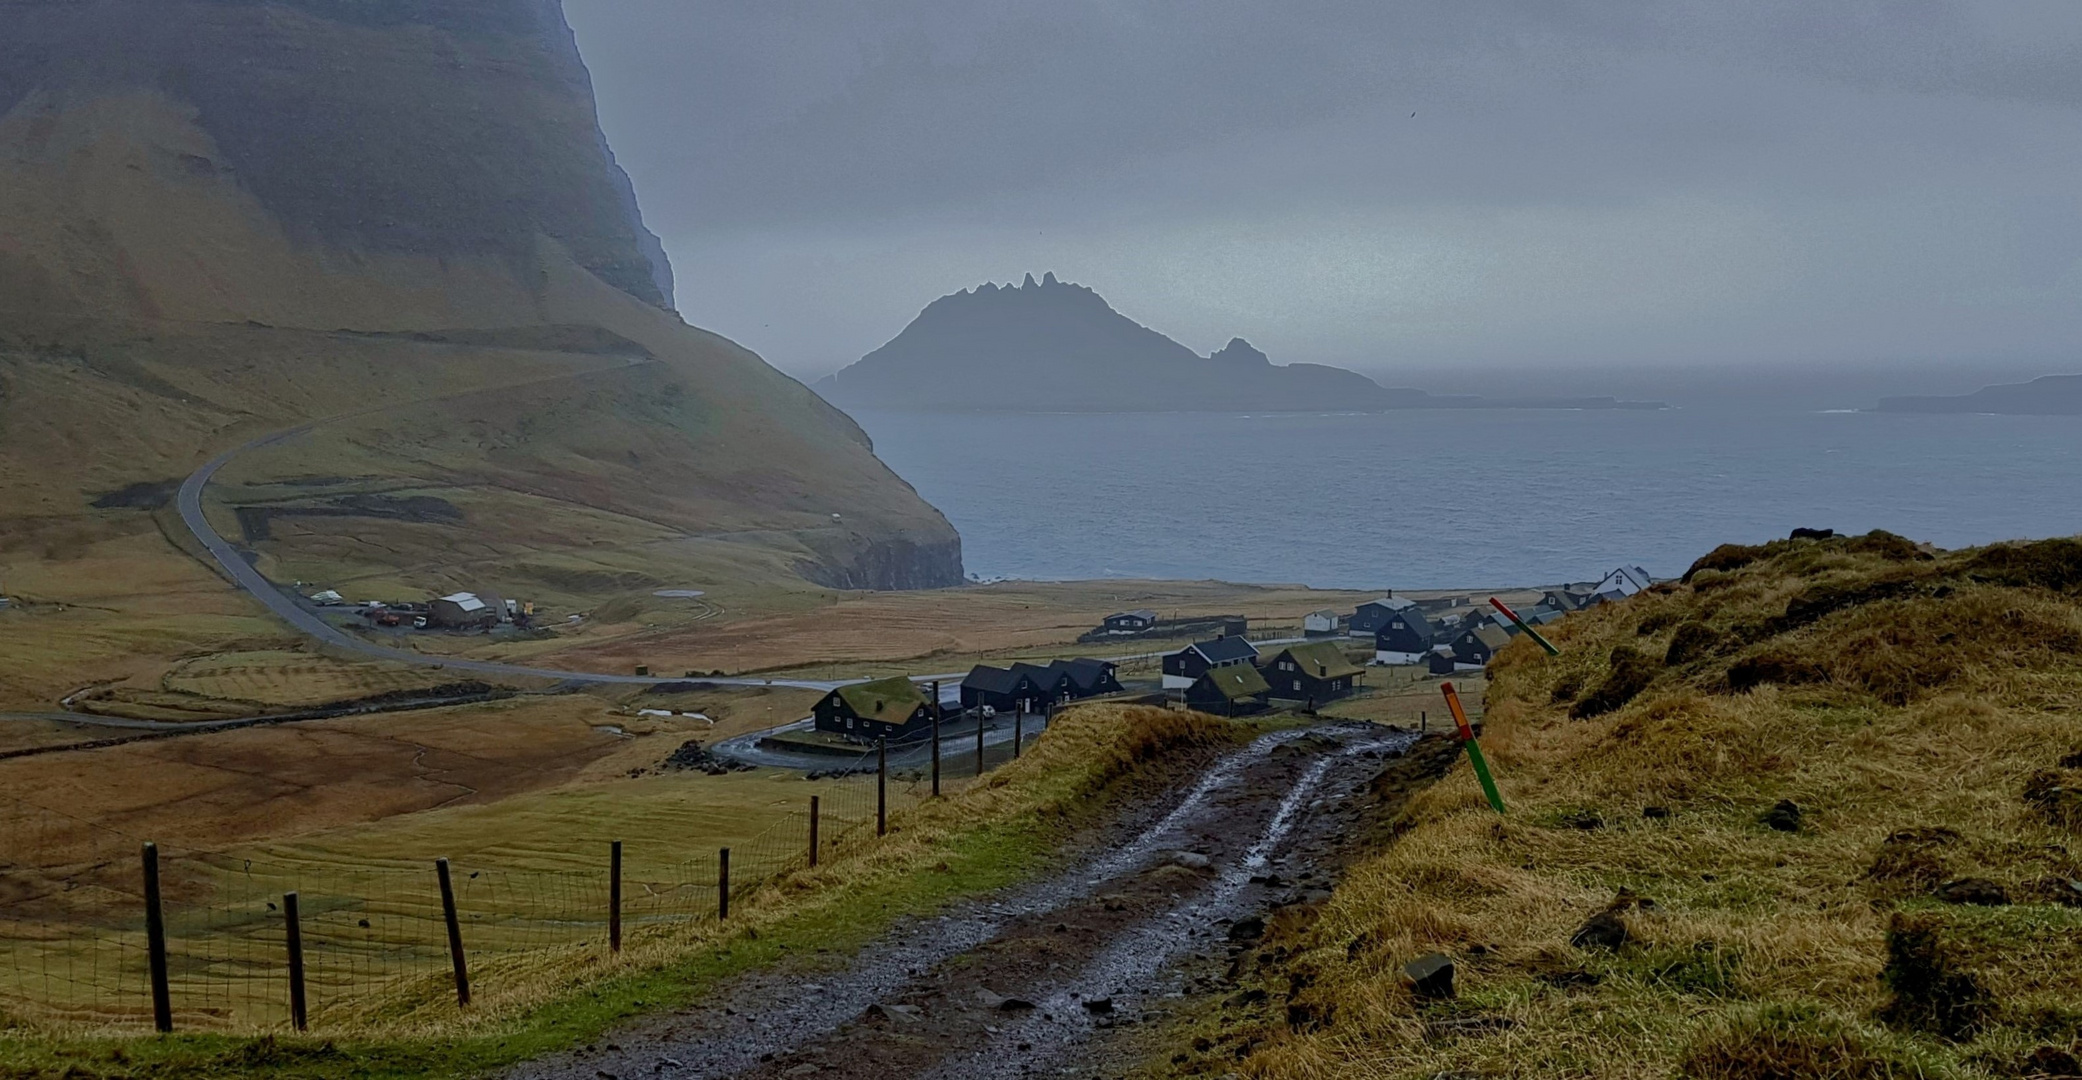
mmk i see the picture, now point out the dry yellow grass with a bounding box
[1186,534,2082,1080]
[0,702,1236,1039]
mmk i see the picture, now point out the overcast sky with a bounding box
[564,1,2082,389]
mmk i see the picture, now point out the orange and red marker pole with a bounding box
[1488,596,1560,656]
[1441,682,1506,814]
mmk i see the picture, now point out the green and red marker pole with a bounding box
[1488,596,1560,656]
[1441,681,1506,814]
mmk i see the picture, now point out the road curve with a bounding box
[173,380,851,691]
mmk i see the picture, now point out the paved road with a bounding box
[172,385,860,691]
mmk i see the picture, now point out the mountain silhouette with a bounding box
[817,275,1661,413]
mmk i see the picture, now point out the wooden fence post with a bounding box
[718,848,730,920]
[141,842,172,1033]
[609,841,622,953]
[435,858,470,1006]
[1013,711,1023,759]
[930,683,942,797]
[808,795,821,868]
[876,739,888,836]
[283,891,307,1032]
[975,710,985,777]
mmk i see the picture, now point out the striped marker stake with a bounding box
[1488,597,1560,656]
[1441,682,1506,814]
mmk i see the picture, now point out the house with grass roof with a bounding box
[1185,662,1271,716]
[1258,642,1365,704]
[814,675,933,742]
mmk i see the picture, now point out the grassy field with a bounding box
[1173,532,2082,1080]
[0,703,1244,1077]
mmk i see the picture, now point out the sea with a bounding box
[848,407,2082,590]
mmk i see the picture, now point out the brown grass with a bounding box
[1171,533,2082,1080]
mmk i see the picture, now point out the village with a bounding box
[793,565,1658,747]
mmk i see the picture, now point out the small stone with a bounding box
[783,1065,819,1077]
[1761,799,1803,832]
[998,997,1036,1012]
[1933,877,2010,906]
[1227,916,1265,941]
[1403,953,1455,1000]
[1082,996,1115,1015]
[1170,851,1213,870]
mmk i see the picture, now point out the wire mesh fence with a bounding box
[0,722,1035,1037]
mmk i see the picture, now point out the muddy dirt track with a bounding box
[512,722,1457,1080]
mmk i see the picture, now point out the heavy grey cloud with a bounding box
[565,1,2082,386]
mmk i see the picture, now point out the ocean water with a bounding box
[850,408,2082,590]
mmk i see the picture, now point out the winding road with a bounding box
[172,373,861,691]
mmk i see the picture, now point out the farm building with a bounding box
[1303,610,1342,637]
[428,591,501,628]
[1162,636,1259,689]
[1349,596,1416,635]
[1373,605,1438,664]
[1186,663,1271,716]
[1098,609,1158,635]
[813,675,933,742]
[1259,642,1364,704]
[1427,647,1457,676]
[1450,623,1513,668]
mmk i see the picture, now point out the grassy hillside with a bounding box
[0,704,1241,1077]
[1198,532,2082,1079]
[0,10,961,706]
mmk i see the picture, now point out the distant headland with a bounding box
[1876,374,2082,415]
[815,274,1666,413]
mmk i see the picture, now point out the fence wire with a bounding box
[0,723,1030,1035]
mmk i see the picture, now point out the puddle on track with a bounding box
[511,723,1425,1080]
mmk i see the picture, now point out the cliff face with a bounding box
[0,0,963,594]
[0,0,670,321]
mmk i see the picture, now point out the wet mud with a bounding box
[513,722,1458,1080]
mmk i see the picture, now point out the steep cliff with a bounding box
[0,0,962,633]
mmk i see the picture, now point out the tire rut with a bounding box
[512,722,1425,1080]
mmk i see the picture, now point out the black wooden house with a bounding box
[1163,636,1259,689]
[1186,663,1271,716]
[1100,609,1158,634]
[814,675,933,742]
[1450,624,1513,667]
[1258,642,1364,703]
[1372,605,1438,664]
[1349,596,1417,635]
[959,665,1036,712]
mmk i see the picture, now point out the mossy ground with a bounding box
[1157,534,2082,1079]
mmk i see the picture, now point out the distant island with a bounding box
[1876,374,2082,415]
[815,274,1665,413]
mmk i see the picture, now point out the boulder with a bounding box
[1403,953,1456,1000]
